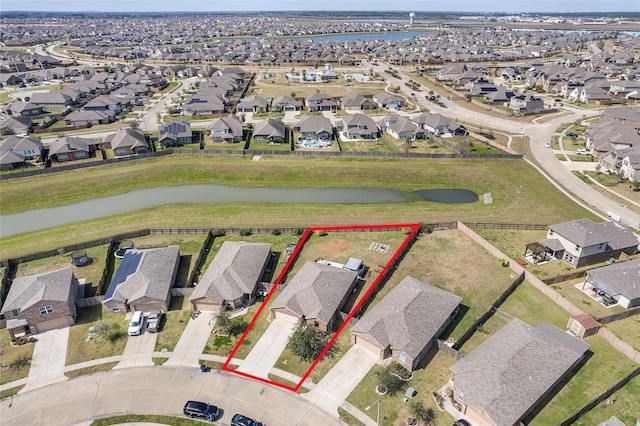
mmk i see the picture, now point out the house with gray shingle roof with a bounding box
[543,219,639,268]
[583,258,640,309]
[271,95,302,112]
[48,136,98,163]
[270,261,358,332]
[103,246,180,314]
[450,319,589,426]
[339,92,374,111]
[351,276,461,371]
[158,120,192,147]
[207,114,243,143]
[1,268,80,338]
[236,95,268,113]
[102,128,149,157]
[295,115,333,141]
[253,118,286,143]
[339,114,378,140]
[373,92,404,110]
[190,241,272,311]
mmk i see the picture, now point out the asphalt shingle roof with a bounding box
[1,268,75,312]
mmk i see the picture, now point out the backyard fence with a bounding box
[596,306,640,324]
[76,296,104,308]
[436,339,461,360]
[464,222,547,231]
[171,287,194,297]
[188,230,215,286]
[451,272,525,351]
[542,270,587,285]
[558,366,640,426]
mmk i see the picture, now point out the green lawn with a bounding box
[529,336,637,425]
[91,415,204,426]
[573,374,640,426]
[601,316,640,353]
[154,297,192,352]
[499,281,570,329]
[0,155,596,260]
[0,329,35,385]
[66,305,128,365]
[339,139,396,153]
[248,141,291,151]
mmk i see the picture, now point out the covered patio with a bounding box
[579,277,619,307]
[523,239,563,265]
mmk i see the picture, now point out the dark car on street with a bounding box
[452,420,471,426]
[231,413,264,426]
[183,400,221,421]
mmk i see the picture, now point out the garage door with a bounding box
[133,302,164,312]
[36,316,72,333]
[192,299,220,312]
[354,335,383,358]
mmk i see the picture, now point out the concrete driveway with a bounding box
[236,314,298,379]
[22,327,69,392]
[304,345,378,415]
[0,366,343,426]
[114,328,158,369]
[164,311,214,367]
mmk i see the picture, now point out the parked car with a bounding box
[127,311,144,336]
[183,400,221,421]
[256,288,269,297]
[146,311,162,333]
[452,420,471,426]
[566,132,578,138]
[575,149,589,155]
[231,413,264,426]
[545,142,551,148]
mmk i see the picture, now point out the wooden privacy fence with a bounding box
[596,306,640,324]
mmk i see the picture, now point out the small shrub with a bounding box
[239,229,252,236]
[212,229,226,237]
[293,227,305,236]
[271,228,282,235]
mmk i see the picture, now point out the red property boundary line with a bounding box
[222,223,421,391]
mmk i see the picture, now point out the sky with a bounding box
[1,0,639,13]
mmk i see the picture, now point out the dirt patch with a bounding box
[315,239,351,254]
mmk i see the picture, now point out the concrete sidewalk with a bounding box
[114,329,158,369]
[236,315,297,379]
[22,327,69,392]
[164,312,215,367]
[304,345,378,415]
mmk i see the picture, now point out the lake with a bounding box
[0,185,478,237]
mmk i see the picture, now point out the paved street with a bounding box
[0,366,344,426]
[22,328,69,392]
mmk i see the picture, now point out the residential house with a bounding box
[48,136,98,162]
[158,120,193,147]
[253,118,286,143]
[450,319,589,426]
[296,115,333,141]
[581,258,640,309]
[579,86,612,105]
[386,115,424,140]
[339,93,374,111]
[0,150,27,171]
[64,110,115,126]
[351,276,461,371]
[102,128,149,156]
[509,94,544,114]
[190,241,272,311]
[236,95,268,113]
[102,246,180,314]
[271,95,302,112]
[542,218,639,268]
[373,92,404,110]
[339,114,378,140]
[305,93,337,112]
[436,64,468,82]
[6,101,45,117]
[412,112,467,137]
[1,268,80,338]
[0,135,42,161]
[0,116,32,138]
[82,95,122,114]
[207,114,243,143]
[29,91,74,109]
[620,153,640,182]
[270,261,358,332]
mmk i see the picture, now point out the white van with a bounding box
[128,311,144,336]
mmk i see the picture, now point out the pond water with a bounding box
[0,185,478,237]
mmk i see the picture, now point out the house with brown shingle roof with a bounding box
[253,118,286,143]
[352,276,461,371]
[190,241,272,311]
[207,114,243,143]
[1,268,80,338]
[270,261,358,332]
[450,319,589,426]
[102,128,149,157]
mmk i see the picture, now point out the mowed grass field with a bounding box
[0,154,595,259]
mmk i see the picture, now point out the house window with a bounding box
[398,354,407,365]
[575,245,581,251]
[57,153,68,161]
[563,252,575,264]
[11,309,20,318]
[39,305,53,314]
[111,303,120,313]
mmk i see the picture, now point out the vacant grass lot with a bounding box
[0,329,35,385]
[66,305,128,366]
[0,155,596,260]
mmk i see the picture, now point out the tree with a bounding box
[215,309,231,331]
[287,323,328,362]
[129,120,140,130]
[409,401,436,425]
[375,365,404,395]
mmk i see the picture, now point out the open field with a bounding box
[0,155,597,261]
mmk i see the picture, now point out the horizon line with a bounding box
[3,10,639,14]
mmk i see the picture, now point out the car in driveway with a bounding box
[183,400,221,421]
[146,311,162,333]
[566,132,579,138]
[231,413,264,426]
[575,149,589,155]
[545,142,551,148]
[127,311,144,336]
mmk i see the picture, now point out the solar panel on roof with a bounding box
[104,252,143,299]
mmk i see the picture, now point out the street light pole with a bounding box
[365,398,380,426]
